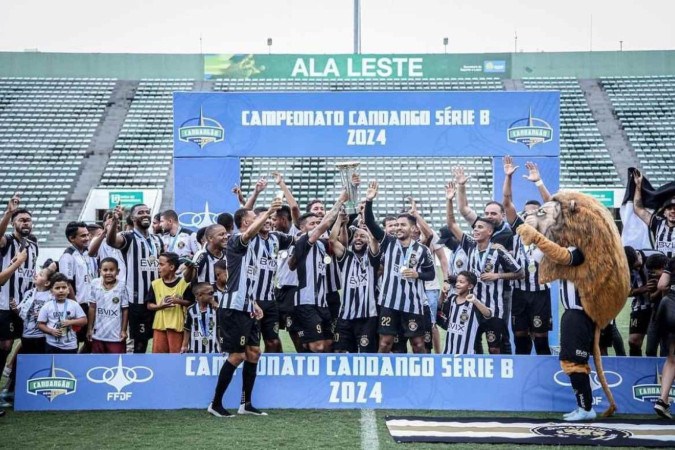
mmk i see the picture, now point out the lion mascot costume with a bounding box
[516,191,630,418]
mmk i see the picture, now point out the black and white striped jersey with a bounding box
[218,233,257,312]
[161,227,198,258]
[337,248,380,320]
[0,234,38,309]
[532,245,585,311]
[293,234,329,307]
[460,234,521,318]
[117,230,163,304]
[511,217,549,292]
[275,224,299,288]
[184,302,219,353]
[193,247,226,284]
[378,235,435,315]
[649,215,674,258]
[443,294,483,355]
[248,232,293,302]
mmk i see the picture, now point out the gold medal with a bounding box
[528,261,537,274]
[147,255,156,264]
[202,337,208,347]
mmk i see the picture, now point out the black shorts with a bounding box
[76,303,89,343]
[276,286,297,331]
[128,303,154,341]
[392,334,408,353]
[218,308,261,353]
[511,289,552,334]
[0,310,22,340]
[599,322,614,348]
[326,291,341,322]
[333,317,378,353]
[295,305,333,344]
[559,309,594,364]
[477,317,508,351]
[257,300,280,341]
[21,337,46,354]
[630,308,652,335]
[378,307,425,338]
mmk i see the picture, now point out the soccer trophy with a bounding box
[336,161,360,215]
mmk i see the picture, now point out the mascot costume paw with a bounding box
[516,191,630,417]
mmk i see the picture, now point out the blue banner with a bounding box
[173,91,560,158]
[174,157,240,230]
[16,354,670,413]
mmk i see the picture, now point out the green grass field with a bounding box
[0,297,641,449]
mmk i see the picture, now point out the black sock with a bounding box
[533,336,551,355]
[213,360,237,408]
[569,372,592,411]
[629,344,642,357]
[241,361,257,405]
[514,336,532,355]
[134,339,148,354]
[0,348,9,374]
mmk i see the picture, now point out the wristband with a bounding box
[534,180,544,187]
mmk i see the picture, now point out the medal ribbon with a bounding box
[478,243,492,273]
[134,230,157,258]
[198,306,211,340]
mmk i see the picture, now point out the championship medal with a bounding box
[323,255,332,265]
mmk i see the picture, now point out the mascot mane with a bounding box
[539,191,630,328]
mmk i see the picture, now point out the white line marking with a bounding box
[361,409,379,450]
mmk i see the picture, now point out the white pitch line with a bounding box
[360,409,379,450]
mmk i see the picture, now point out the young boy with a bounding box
[37,273,87,354]
[212,260,228,307]
[147,252,193,353]
[442,271,492,355]
[182,282,219,354]
[87,258,129,353]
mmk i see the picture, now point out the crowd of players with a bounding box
[0,161,673,419]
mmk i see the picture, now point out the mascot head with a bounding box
[526,191,630,328]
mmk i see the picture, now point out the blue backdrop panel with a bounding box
[16,354,670,413]
[174,157,240,229]
[173,91,560,158]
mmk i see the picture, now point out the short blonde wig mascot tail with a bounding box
[517,191,630,417]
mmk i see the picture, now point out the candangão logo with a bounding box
[633,365,675,402]
[179,107,224,149]
[26,357,77,402]
[507,109,553,149]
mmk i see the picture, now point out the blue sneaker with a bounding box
[564,408,596,422]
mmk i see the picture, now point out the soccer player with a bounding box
[147,253,193,353]
[184,224,228,284]
[208,197,281,417]
[653,257,675,419]
[87,258,129,354]
[0,195,38,382]
[290,192,349,353]
[160,209,199,258]
[88,212,127,282]
[444,271,492,354]
[212,260,228,307]
[182,282,219,354]
[60,221,98,352]
[502,157,552,355]
[330,220,380,353]
[151,213,162,235]
[363,181,436,354]
[645,253,669,357]
[446,181,523,355]
[625,246,655,356]
[107,203,164,353]
[37,273,87,354]
[633,171,675,258]
[250,206,293,353]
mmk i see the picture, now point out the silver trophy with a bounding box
[336,161,360,215]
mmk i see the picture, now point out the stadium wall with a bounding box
[1,50,674,79]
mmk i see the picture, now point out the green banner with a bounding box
[204,54,511,80]
[109,191,144,208]
[580,190,615,208]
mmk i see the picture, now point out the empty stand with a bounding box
[522,77,622,188]
[601,76,675,186]
[0,77,115,242]
[99,79,194,188]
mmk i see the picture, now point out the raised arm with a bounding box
[106,205,126,249]
[0,194,21,248]
[329,210,346,259]
[408,197,434,244]
[273,171,301,225]
[445,181,464,242]
[243,177,268,209]
[309,190,349,244]
[524,161,552,203]
[453,166,478,225]
[363,180,385,242]
[631,171,653,225]
[502,156,519,225]
[88,217,111,257]
[241,197,282,244]
[232,185,246,207]
[0,249,27,285]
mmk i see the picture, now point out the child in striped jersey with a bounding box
[87,258,129,354]
[441,271,492,355]
[182,282,219,354]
